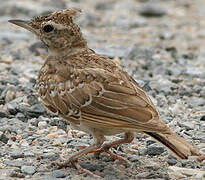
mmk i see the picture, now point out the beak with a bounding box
[8,19,39,36]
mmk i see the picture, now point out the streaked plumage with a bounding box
[9,9,204,173]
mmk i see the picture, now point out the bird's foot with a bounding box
[93,145,128,163]
[52,160,101,178]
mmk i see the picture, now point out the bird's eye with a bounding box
[43,25,54,33]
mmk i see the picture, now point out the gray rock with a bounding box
[145,144,165,156]
[5,160,26,167]
[16,112,26,122]
[193,132,205,142]
[139,3,167,17]
[24,151,35,157]
[145,162,160,171]
[146,139,156,146]
[27,94,39,106]
[9,170,25,178]
[167,159,178,166]
[178,121,194,130]
[27,104,47,118]
[200,115,205,121]
[52,170,67,178]
[80,162,105,172]
[40,152,59,160]
[6,102,18,115]
[0,109,7,118]
[1,77,19,86]
[28,118,39,127]
[0,131,9,144]
[21,165,36,175]
[10,150,24,159]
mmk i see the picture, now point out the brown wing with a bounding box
[38,67,169,133]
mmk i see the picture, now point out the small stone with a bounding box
[139,3,167,17]
[38,121,47,129]
[10,171,25,178]
[28,118,39,127]
[145,144,165,156]
[5,160,25,167]
[21,165,36,175]
[24,151,35,157]
[80,162,105,172]
[52,170,67,178]
[27,94,39,105]
[47,133,59,138]
[178,121,194,130]
[200,115,205,121]
[6,102,18,115]
[145,162,160,171]
[0,109,7,118]
[0,131,9,144]
[27,104,46,118]
[146,139,156,146]
[16,112,26,122]
[167,159,178,166]
[10,150,24,159]
[40,152,59,161]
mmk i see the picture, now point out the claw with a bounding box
[53,160,101,177]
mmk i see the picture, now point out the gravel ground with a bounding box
[0,0,205,179]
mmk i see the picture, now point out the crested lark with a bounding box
[9,9,204,172]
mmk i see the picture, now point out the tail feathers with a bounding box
[145,131,204,161]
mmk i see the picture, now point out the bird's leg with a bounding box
[54,135,104,176]
[93,132,134,162]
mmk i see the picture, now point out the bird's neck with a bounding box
[48,46,87,58]
[48,37,88,58]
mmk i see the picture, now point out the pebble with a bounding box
[139,3,167,17]
[0,131,9,144]
[52,170,68,178]
[5,160,26,167]
[167,159,178,166]
[21,165,36,175]
[145,161,160,171]
[27,104,47,118]
[178,121,195,130]
[38,121,48,129]
[10,170,25,178]
[24,151,35,157]
[40,152,59,161]
[16,112,26,122]
[145,144,165,156]
[0,109,7,117]
[200,115,205,121]
[10,149,24,159]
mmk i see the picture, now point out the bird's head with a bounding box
[9,9,87,56]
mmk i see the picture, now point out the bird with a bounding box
[9,9,204,174]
